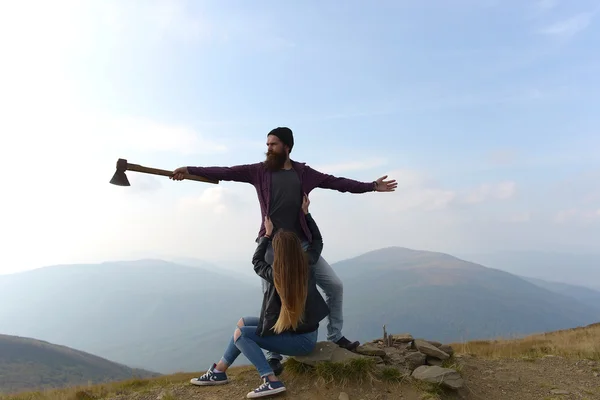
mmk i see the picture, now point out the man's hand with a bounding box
[170,166,188,181]
[264,216,274,237]
[301,193,310,215]
[373,175,397,192]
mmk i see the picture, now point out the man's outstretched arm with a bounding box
[305,165,397,193]
[171,163,257,184]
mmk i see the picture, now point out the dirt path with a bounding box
[458,354,600,400]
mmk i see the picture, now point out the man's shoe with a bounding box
[190,364,229,386]
[246,377,286,398]
[335,336,360,351]
[267,358,284,376]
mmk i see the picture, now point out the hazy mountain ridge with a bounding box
[0,334,158,394]
[2,247,599,375]
[458,250,600,291]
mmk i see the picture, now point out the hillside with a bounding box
[459,250,600,291]
[0,260,262,373]
[1,249,599,375]
[520,276,600,312]
[334,247,600,344]
[1,323,598,400]
[0,334,158,394]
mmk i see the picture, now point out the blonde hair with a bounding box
[271,230,309,334]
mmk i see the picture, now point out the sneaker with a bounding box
[190,364,229,386]
[335,336,360,351]
[267,358,284,376]
[246,377,286,398]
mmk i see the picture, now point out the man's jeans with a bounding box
[261,240,344,362]
[219,316,317,377]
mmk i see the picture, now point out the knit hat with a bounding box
[267,127,294,152]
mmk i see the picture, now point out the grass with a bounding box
[0,373,199,400]
[450,322,600,361]
[284,357,379,385]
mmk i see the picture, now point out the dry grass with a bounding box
[0,372,209,400]
[450,322,600,361]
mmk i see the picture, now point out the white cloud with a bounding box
[461,181,517,204]
[312,158,388,174]
[537,13,594,38]
[536,0,560,11]
[554,208,600,224]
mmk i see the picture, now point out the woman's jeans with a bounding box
[219,316,317,377]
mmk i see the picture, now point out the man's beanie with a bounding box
[268,127,294,151]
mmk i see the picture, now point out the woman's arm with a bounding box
[302,195,324,265]
[252,216,275,283]
[252,236,273,283]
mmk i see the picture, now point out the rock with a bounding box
[356,343,386,357]
[339,392,350,400]
[391,333,414,343]
[550,389,570,395]
[427,340,443,348]
[411,365,464,390]
[439,344,454,356]
[405,351,427,369]
[414,339,450,361]
[292,341,372,366]
[426,356,443,366]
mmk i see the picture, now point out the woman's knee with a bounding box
[233,327,242,343]
[237,317,245,328]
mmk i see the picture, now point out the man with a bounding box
[171,127,397,375]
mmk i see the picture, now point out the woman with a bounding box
[190,194,329,398]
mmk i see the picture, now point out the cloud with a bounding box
[461,181,517,204]
[537,12,594,38]
[536,0,560,11]
[312,158,388,174]
[554,208,600,224]
[91,115,228,155]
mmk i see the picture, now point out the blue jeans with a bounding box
[261,240,344,361]
[219,316,317,377]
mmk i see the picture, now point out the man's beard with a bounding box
[264,150,287,171]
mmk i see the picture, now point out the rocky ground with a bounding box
[102,331,600,400]
[4,327,600,400]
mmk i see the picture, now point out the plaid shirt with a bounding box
[187,160,375,242]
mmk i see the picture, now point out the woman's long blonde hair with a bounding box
[271,230,309,334]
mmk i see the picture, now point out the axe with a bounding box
[109,158,219,186]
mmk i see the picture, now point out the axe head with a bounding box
[109,158,131,186]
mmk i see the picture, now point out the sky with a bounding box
[0,0,599,275]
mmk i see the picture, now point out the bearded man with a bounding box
[171,127,397,375]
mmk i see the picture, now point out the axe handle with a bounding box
[127,163,219,185]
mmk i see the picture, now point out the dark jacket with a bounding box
[187,161,375,242]
[252,213,330,337]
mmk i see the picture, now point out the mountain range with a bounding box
[0,334,158,394]
[1,247,599,377]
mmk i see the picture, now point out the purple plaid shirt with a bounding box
[187,160,375,242]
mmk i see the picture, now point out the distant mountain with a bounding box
[0,334,158,394]
[0,259,264,374]
[331,247,600,344]
[520,276,600,312]
[458,251,600,291]
[2,250,599,376]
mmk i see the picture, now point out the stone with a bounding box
[439,344,454,356]
[405,351,427,369]
[391,333,414,343]
[426,356,443,366]
[411,365,464,390]
[427,340,443,348]
[339,392,350,400]
[292,341,371,366]
[414,339,450,360]
[550,389,570,395]
[356,343,386,357]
